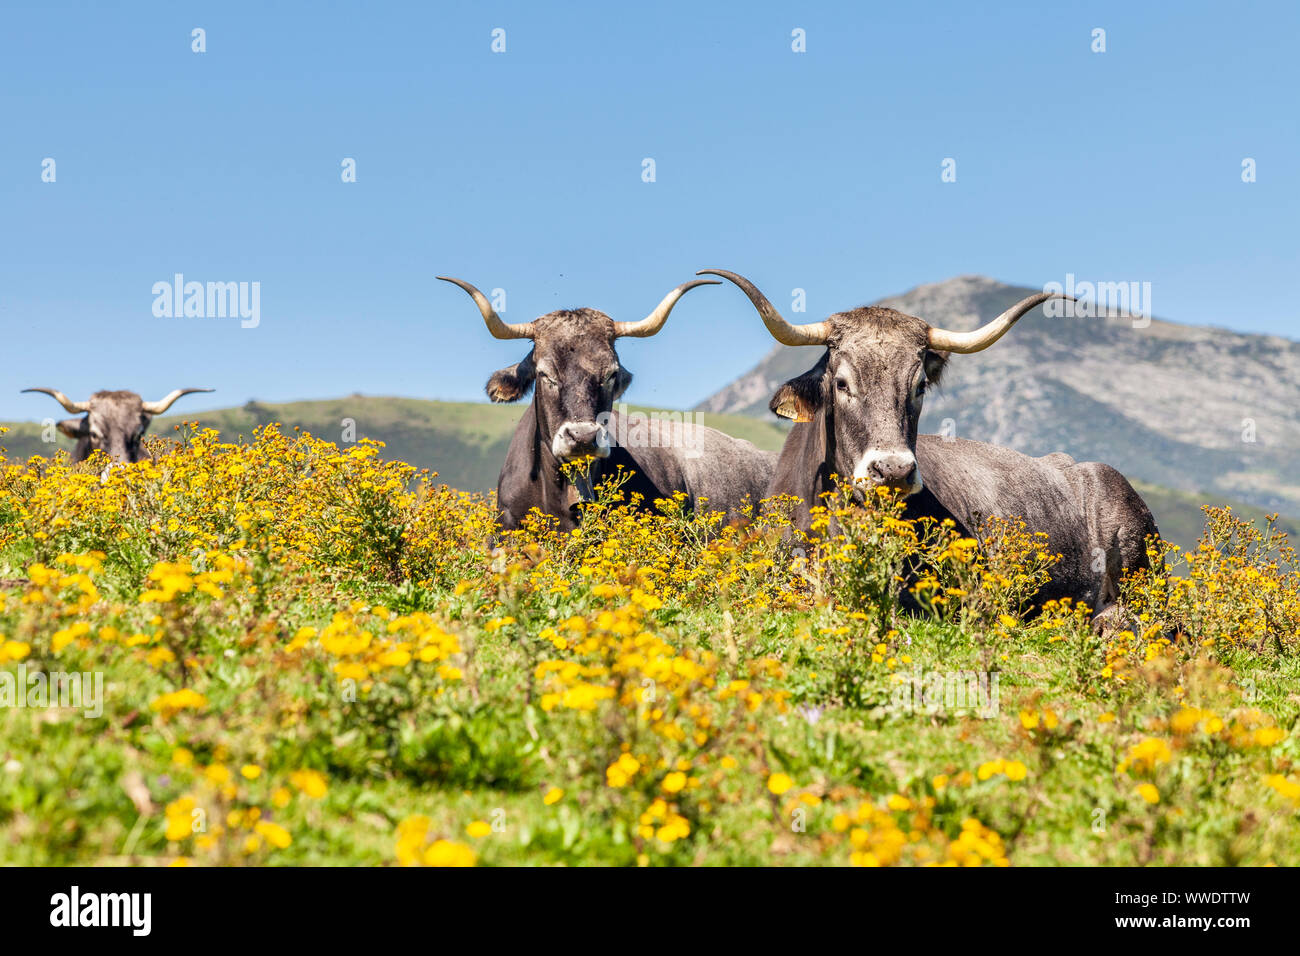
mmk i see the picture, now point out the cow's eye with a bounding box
[604,370,619,388]
[835,379,850,394]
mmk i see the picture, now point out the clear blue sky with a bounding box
[2,0,1296,420]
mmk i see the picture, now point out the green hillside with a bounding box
[1128,479,1298,555]
[3,395,1294,555]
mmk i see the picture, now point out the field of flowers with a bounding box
[1,423,1298,866]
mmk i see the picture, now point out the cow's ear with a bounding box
[57,417,88,439]
[485,351,536,403]
[612,367,633,401]
[770,352,829,423]
[923,350,949,387]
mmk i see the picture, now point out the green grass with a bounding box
[4,553,1296,866]
[1,425,1297,866]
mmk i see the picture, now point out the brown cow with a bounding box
[702,268,1158,626]
[440,276,776,531]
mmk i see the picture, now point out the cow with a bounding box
[438,276,777,531]
[22,387,214,464]
[700,269,1159,626]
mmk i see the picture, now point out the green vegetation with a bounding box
[1,426,1297,865]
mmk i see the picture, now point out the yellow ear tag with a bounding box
[775,399,812,423]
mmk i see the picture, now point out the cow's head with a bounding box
[23,387,214,464]
[702,269,1065,497]
[439,276,717,476]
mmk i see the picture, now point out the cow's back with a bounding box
[610,412,776,521]
[914,435,1158,613]
[679,425,777,521]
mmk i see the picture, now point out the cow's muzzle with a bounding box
[552,421,611,462]
[851,450,922,497]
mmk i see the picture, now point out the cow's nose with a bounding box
[552,421,610,461]
[869,457,916,487]
[855,451,921,495]
[564,423,601,453]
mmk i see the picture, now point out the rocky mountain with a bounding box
[698,275,1300,519]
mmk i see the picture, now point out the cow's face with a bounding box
[58,391,156,464]
[486,309,631,463]
[771,311,947,496]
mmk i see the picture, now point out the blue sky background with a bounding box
[2,0,1296,419]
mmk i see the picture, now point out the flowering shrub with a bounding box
[1123,506,1300,656]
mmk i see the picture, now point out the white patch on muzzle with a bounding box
[551,421,612,461]
[851,450,922,496]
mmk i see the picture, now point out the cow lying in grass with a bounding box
[440,276,776,532]
[702,268,1159,629]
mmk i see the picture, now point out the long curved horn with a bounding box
[698,269,831,346]
[142,388,215,415]
[612,278,720,338]
[927,292,1071,353]
[437,276,536,340]
[22,388,89,414]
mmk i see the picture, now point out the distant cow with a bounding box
[702,269,1159,625]
[439,276,776,531]
[23,388,214,464]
